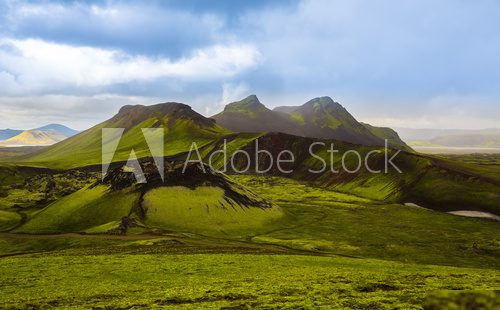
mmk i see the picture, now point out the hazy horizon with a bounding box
[2,96,500,132]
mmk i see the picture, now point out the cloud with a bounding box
[228,0,500,128]
[220,82,250,106]
[0,0,499,130]
[0,94,161,130]
[0,38,261,95]
[185,82,251,117]
[238,0,500,94]
[1,1,227,56]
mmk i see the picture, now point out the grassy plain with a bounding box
[0,250,499,309]
[0,173,499,309]
[439,153,500,166]
[232,176,500,269]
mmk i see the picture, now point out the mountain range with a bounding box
[395,127,500,141]
[15,99,499,216]
[0,129,23,141]
[395,127,500,148]
[0,130,67,146]
[212,95,412,151]
[409,134,500,148]
[0,124,78,146]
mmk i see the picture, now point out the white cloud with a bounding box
[89,5,118,17]
[3,1,226,41]
[220,82,250,106]
[193,82,251,116]
[0,38,261,95]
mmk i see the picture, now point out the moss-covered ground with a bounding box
[0,168,498,309]
[0,249,498,309]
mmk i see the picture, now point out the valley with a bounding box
[0,100,498,309]
[0,173,499,308]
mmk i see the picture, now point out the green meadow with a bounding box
[233,176,500,269]
[1,251,499,309]
[1,173,499,309]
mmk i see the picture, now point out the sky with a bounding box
[0,0,499,130]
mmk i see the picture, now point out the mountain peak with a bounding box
[245,94,259,101]
[0,128,23,141]
[34,124,78,137]
[303,96,343,110]
[116,102,196,121]
[114,102,218,130]
[117,102,191,115]
[224,95,267,113]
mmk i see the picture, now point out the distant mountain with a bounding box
[0,130,67,146]
[0,124,78,146]
[0,124,78,144]
[0,129,22,141]
[394,127,500,141]
[393,127,500,149]
[34,124,79,137]
[409,134,500,148]
[213,95,411,150]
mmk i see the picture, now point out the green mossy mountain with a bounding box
[290,96,382,145]
[214,95,411,150]
[212,95,303,136]
[1,101,499,309]
[16,161,282,235]
[19,102,231,168]
[208,132,500,215]
[12,100,499,214]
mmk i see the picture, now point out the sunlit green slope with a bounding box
[15,162,283,235]
[19,103,231,168]
[17,185,139,234]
